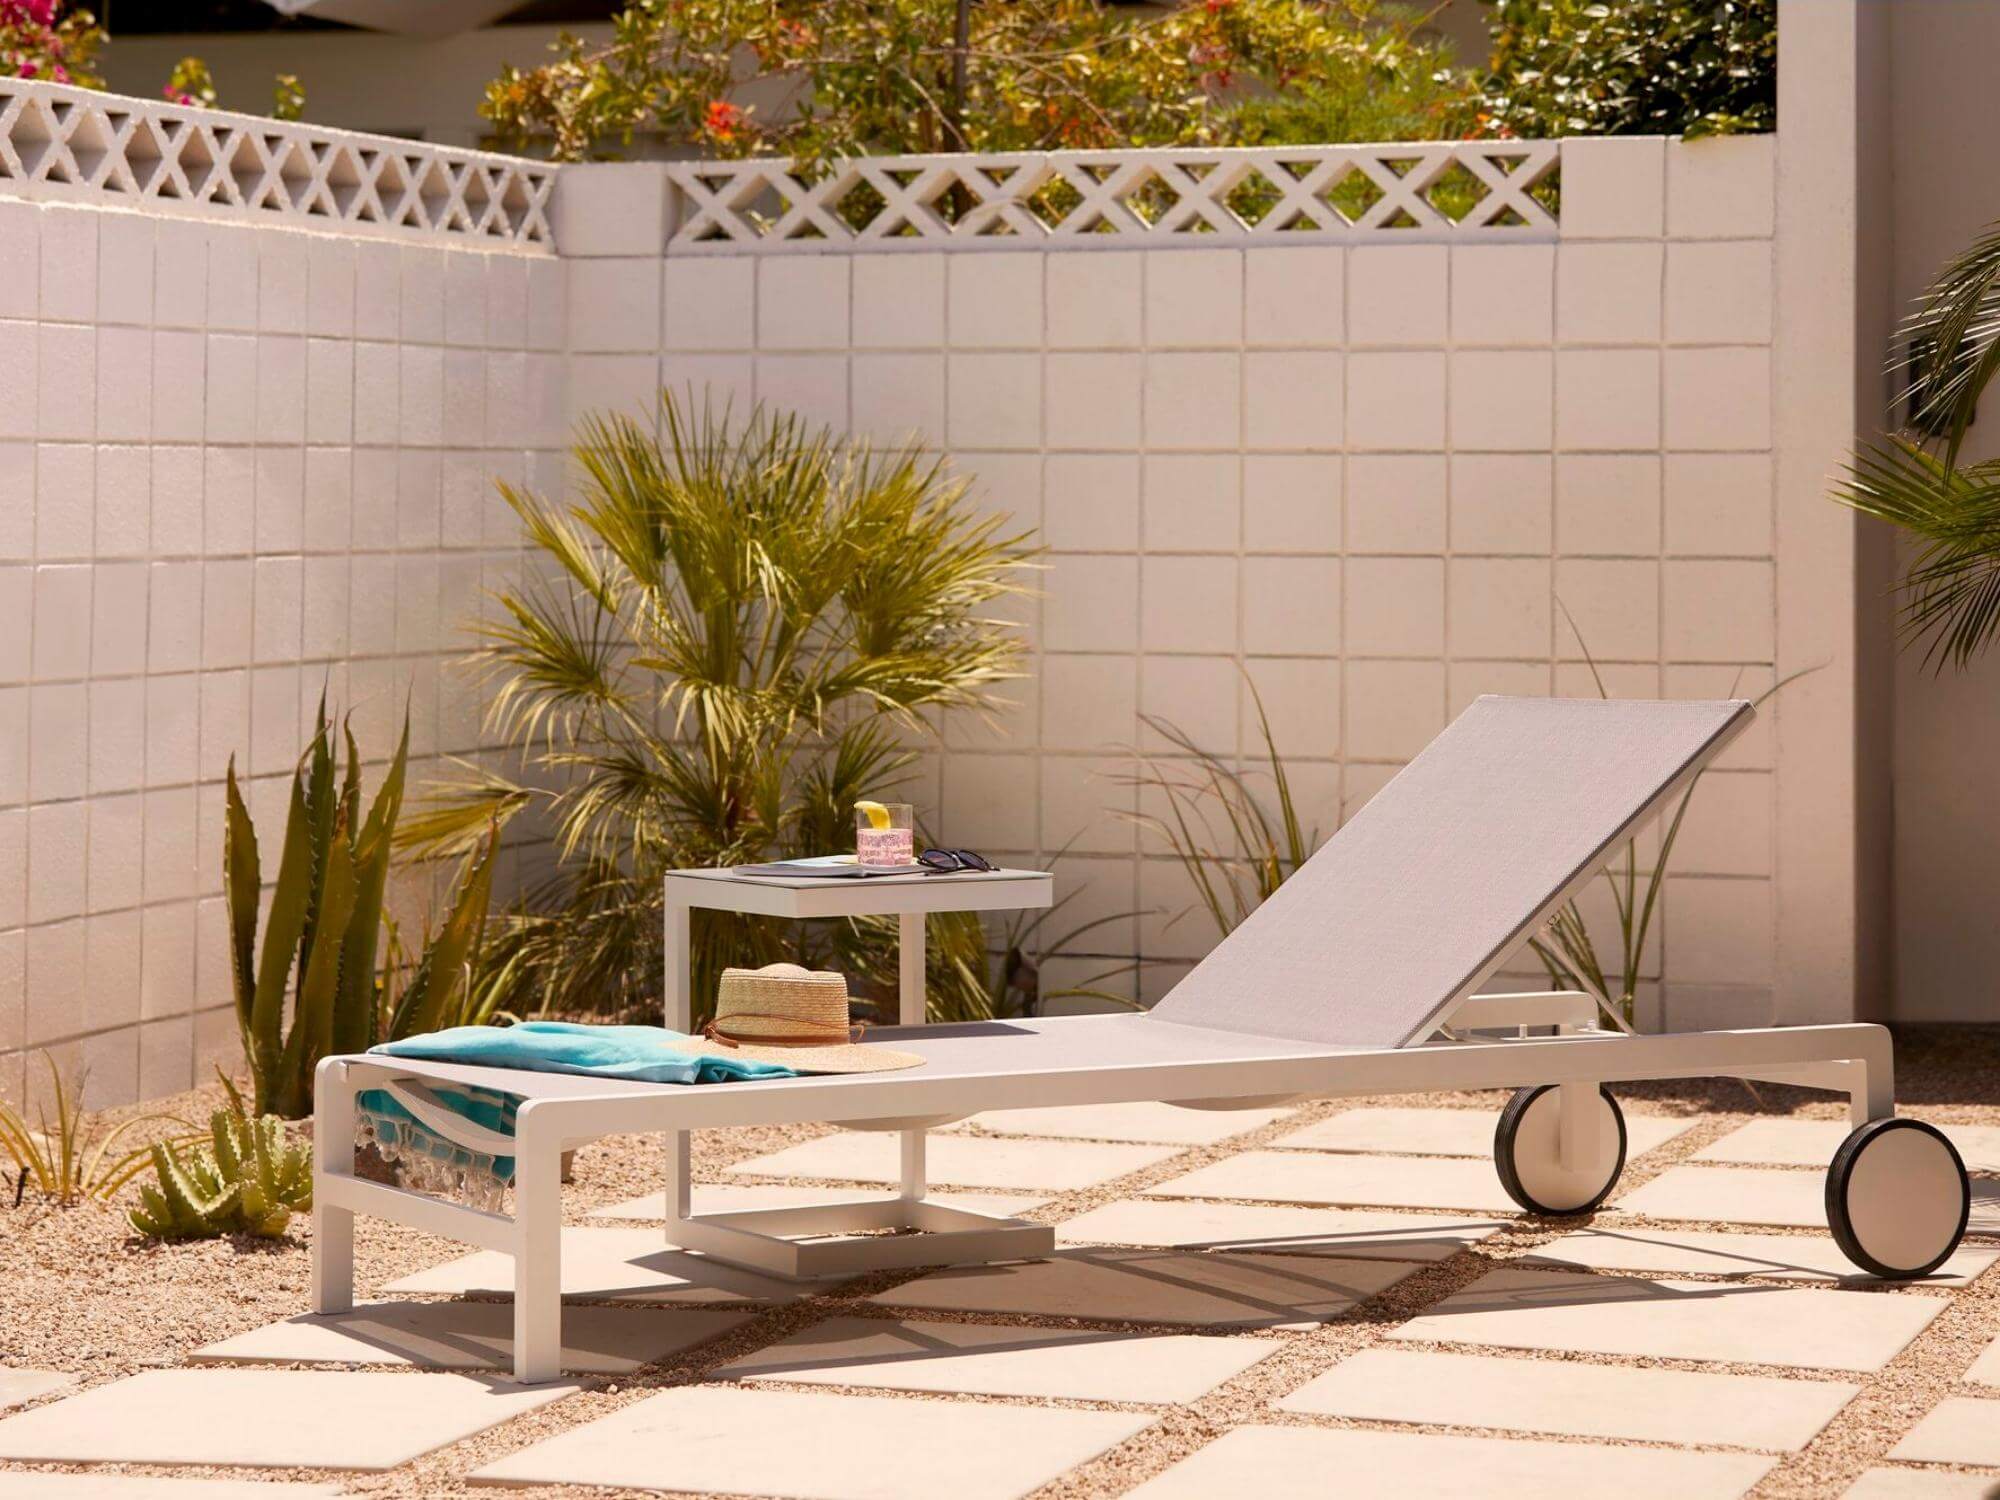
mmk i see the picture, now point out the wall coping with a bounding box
[0,77,555,251]
[664,140,1561,253]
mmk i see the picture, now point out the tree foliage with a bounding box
[1835,222,2000,670]
[482,0,1477,163]
[1,0,103,88]
[1479,0,1775,139]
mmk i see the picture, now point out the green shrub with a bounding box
[1479,0,1776,139]
[399,392,1036,1027]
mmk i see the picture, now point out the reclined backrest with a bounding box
[1148,696,1751,1049]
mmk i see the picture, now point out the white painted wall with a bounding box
[1877,2,2000,1026]
[557,135,1794,1032]
[0,196,567,1110]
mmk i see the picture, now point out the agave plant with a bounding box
[1113,672,1321,942]
[1835,218,2000,669]
[399,391,1038,1027]
[1526,604,1813,1028]
[0,1054,188,1208]
[228,698,497,1118]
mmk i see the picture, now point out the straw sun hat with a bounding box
[672,963,925,1074]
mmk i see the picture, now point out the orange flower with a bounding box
[703,98,744,141]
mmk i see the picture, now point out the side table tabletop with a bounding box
[658,865,1054,1278]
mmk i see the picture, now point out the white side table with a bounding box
[660,865,1055,1278]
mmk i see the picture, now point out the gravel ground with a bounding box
[0,1027,1996,1500]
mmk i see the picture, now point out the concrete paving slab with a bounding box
[1967,1334,2000,1387]
[1390,1267,1946,1372]
[1614,1165,1830,1227]
[945,1101,1290,1145]
[726,1132,1180,1191]
[0,1369,575,1470]
[383,1227,805,1304]
[720,1316,1277,1403]
[1698,1118,2000,1172]
[0,1372,71,1412]
[1521,1227,1998,1287]
[590,1184,1046,1222]
[1122,1425,1775,1500]
[0,1479,343,1498]
[470,1383,1152,1500]
[1275,1106,1689,1159]
[868,1247,1420,1329]
[1843,1467,2000,1499]
[1280,1347,1856,1450]
[1147,1150,1520,1213]
[192,1300,747,1374]
[1888,1398,2000,1465]
[1055,1198,1502,1262]
[1619,1170,2000,1234]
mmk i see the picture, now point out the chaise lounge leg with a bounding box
[512,1106,563,1384]
[311,1057,355,1316]
[1555,1081,1598,1172]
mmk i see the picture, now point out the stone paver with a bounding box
[1967,1334,2000,1386]
[1622,1166,2000,1235]
[720,1316,1277,1403]
[0,1479,343,1498]
[1888,1397,2000,1465]
[590,1184,1047,1222]
[471,1384,1152,1500]
[383,1227,806,1304]
[192,1300,748,1374]
[1122,1425,1774,1500]
[1390,1267,1946,1372]
[945,1101,1290,1145]
[0,1371,71,1412]
[1698,1118,2000,1172]
[1056,1198,1502,1262]
[1521,1227,1999,1286]
[1274,1106,1689,1159]
[1279,1347,1857,1450]
[1147,1150,1520,1213]
[1615,1165,1832,1227]
[1843,1468,2000,1499]
[869,1247,1420,1330]
[0,1369,575,1470]
[726,1132,1180,1191]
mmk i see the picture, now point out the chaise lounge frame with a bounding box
[310,698,1910,1383]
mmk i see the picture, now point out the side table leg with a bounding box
[664,896,693,1239]
[898,910,927,1201]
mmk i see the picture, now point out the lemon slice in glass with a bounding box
[854,799,892,831]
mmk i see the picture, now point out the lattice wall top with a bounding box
[0,78,555,250]
[667,141,1559,253]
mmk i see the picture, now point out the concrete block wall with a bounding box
[562,133,1790,1030]
[0,195,567,1110]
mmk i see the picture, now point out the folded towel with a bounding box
[355,1021,798,1197]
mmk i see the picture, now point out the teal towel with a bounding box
[368,1020,799,1085]
[355,1021,798,1186]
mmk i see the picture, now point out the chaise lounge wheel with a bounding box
[1826,1118,1970,1279]
[1494,1084,1628,1216]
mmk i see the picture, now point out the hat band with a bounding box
[703,1012,868,1049]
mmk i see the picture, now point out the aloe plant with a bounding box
[227,698,497,1118]
[129,1081,313,1241]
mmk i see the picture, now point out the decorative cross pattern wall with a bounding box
[0,79,555,249]
[667,142,1559,252]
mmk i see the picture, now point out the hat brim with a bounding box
[662,1034,926,1075]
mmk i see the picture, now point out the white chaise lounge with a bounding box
[312,697,1974,1382]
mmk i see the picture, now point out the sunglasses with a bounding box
[918,847,995,874]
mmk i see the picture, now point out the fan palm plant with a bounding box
[1835,220,2000,668]
[401,391,1037,1026]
